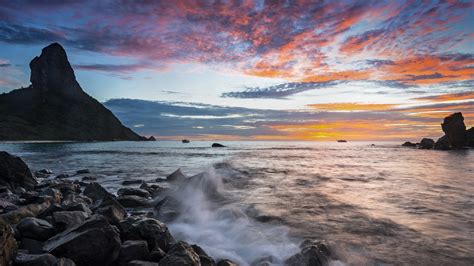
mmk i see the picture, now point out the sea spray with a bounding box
[164,165,300,265]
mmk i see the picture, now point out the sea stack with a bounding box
[0,43,145,141]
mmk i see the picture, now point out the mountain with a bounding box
[0,43,148,141]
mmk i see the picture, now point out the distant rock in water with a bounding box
[337,140,347,143]
[419,138,435,149]
[402,141,417,147]
[212,143,226,148]
[467,127,474,147]
[182,139,190,143]
[439,112,467,149]
[0,43,144,141]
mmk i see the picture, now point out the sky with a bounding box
[0,0,473,140]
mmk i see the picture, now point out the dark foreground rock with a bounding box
[43,215,121,265]
[441,112,467,149]
[165,168,187,182]
[159,241,200,266]
[285,240,330,266]
[0,152,37,190]
[14,251,57,266]
[16,217,55,241]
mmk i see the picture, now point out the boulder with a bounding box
[43,215,121,266]
[192,244,216,266]
[165,169,186,182]
[55,258,76,266]
[441,112,467,149]
[401,141,416,147]
[95,198,126,226]
[419,138,435,149]
[217,260,237,266]
[127,261,159,266]
[211,143,225,148]
[467,127,474,147]
[284,240,330,266]
[0,201,51,224]
[39,188,62,204]
[159,241,200,266]
[83,182,113,202]
[126,218,175,252]
[117,195,150,208]
[139,183,163,198]
[17,217,55,241]
[0,151,37,190]
[20,237,44,254]
[434,135,450,150]
[52,211,89,231]
[117,240,149,266]
[14,251,57,266]
[118,188,150,198]
[0,218,18,265]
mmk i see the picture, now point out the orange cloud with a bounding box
[414,91,474,102]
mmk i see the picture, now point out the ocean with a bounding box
[1,141,473,265]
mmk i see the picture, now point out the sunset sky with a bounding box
[0,0,473,140]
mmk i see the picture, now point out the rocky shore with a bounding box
[402,112,474,150]
[0,151,332,266]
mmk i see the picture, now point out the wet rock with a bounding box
[83,182,113,202]
[154,196,182,222]
[139,183,163,197]
[165,168,186,182]
[14,251,57,266]
[0,201,51,224]
[75,169,90,175]
[95,198,126,226]
[117,240,149,266]
[127,261,159,266]
[64,203,91,215]
[81,176,96,181]
[54,258,76,266]
[0,199,18,213]
[217,259,237,266]
[0,151,37,190]
[0,218,18,265]
[191,244,216,266]
[17,217,55,241]
[159,241,200,266]
[37,204,64,220]
[20,237,44,254]
[122,180,144,186]
[55,174,69,179]
[285,240,330,266]
[434,135,450,150]
[35,169,53,179]
[52,211,89,231]
[118,188,150,198]
[211,143,225,148]
[117,195,150,208]
[251,256,274,266]
[43,215,121,266]
[126,218,175,252]
[419,138,435,149]
[148,247,166,262]
[441,112,467,149]
[401,141,417,147]
[39,188,62,204]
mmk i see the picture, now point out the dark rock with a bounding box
[147,136,156,141]
[154,196,182,222]
[52,211,89,231]
[75,169,90,175]
[147,247,166,262]
[55,174,69,179]
[20,237,44,254]
[0,201,51,224]
[217,259,237,266]
[118,188,150,198]
[39,188,62,204]
[285,240,330,266]
[251,256,274,266]
[127,261,159,266]
[337,140,347,143]
[64,203,91,215]
[122,180,144,186]
[43,215,121,266]
[191,244,216,266]
[419,138,435,149]
[0,42,144,141]
[466,127,474,147]
[159,241,200,266]
[35,169,53,178]
[95,198,126,226]
[83,182,113,202]
[81,176,96,181]
[434,135,450,150]
[126,218,175,252]
[211,143,226,148]
[17,217,55,241]
[54,258,76,266]
[441,112,467,149]
[0,151,37,190]
[401,141,417,147]
[0,199,18,213]
[117,240,149,266]
[14,251,57,266]
[139,183,163,197]
[117,195,150,208]
[165,168,186,182]
[0,218,18,265]
[182,139,190,143]
[37,204,65,220]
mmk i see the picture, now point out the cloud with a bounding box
[74,63,154,74]
[414,91,474,102]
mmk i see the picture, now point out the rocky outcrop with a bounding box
[466,127,474,147]
[0,152,37,190]
[419,138,435,149]
[401,141,417,147]
[0,43,147,141]
[165,169,186,182]
[212,143,226,148]
[441,112,467,149]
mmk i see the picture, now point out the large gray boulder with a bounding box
[0,151,37,190]
[126,218,175,252]
[159,241,200,266]
[117,240,149,266]
[17,217,55,241]
[43,215,121,266]
[441,112,467,149]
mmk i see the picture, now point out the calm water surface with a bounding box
[1,141,473,265]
